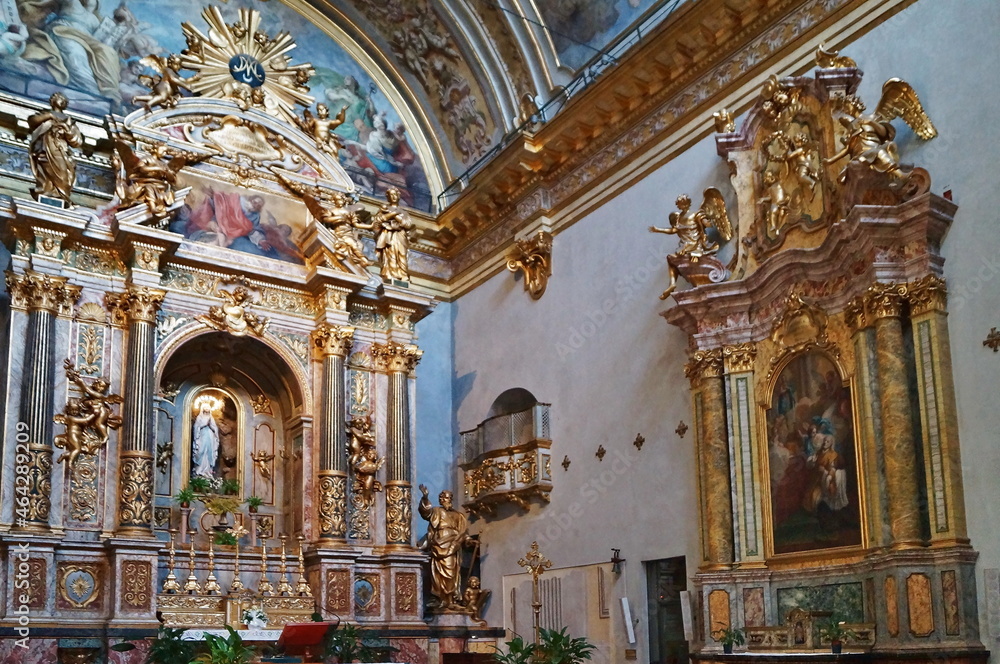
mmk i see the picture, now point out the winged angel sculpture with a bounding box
[133,53,198,113]
[649,189,732,299]
[825,78,936,183]
[113,140,215,218]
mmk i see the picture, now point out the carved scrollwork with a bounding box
[118,454,154,529]
[385,484,412,545]
[318,473,347,538]
[506,230,553,300]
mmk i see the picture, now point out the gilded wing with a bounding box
[296,108,314,134]
[875,78,937,140]
[139,54,166,75]
[113,139,142,175]
[701,187,732,242]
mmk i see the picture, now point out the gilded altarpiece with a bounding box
[663,51,984,663]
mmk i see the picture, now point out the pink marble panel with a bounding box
[0,638,58,664]
[390,637,429,664]
[107,638,151,664]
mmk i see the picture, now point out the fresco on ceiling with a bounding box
[539,0,665,71]
[0,0,431,210]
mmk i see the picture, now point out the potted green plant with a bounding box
[819,618,858,654]
[712,624,745,654]
[174,486,196,508]
[196,625,255,664]
[109,626,198,664]
[242,605,269,629]
[535,627,595,664]
[189,476,211,493]
[492,635,534,664]
[221,478,241,496]
[245,495,264,513]
[214,531,238,547]
[323,622,380,663]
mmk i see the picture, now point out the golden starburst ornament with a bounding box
[179,6,314,125]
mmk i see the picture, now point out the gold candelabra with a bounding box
[258,542,274,596]
[162,529,182,593]
[295,534,312,597]
[276,534,293,596]
[518,541,552,645]
[204,536,222,595]
[228,524,249,594]
[183,538,202,594]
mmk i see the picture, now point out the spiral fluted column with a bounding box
[107,285,165,536]
[372,341,422,547]
[7,270,80,531]
[313,324,354,542]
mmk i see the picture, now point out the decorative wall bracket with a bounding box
[506,230,553,299]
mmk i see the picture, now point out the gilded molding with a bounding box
[105,286,166,325]
[58,563,102,609]
[845,295,869,335]
[395,572,418,615]
[684,348,724,381]
[907,274,947,316]
[6,270,81,314]
[312,324,355,358]
[318,472,347,538]
[325,569,351,615]
[348,492,370,540]
[122,560,152,611]
[386,483,412,545]
[372,341,423,374]
[723,343,757,374]
[864,282,908,320]
[132,243,163,272]
[118,453,154,530]
[18,448,53,528]
[69,452,99,522]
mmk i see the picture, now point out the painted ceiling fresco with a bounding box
[538,0,664,70]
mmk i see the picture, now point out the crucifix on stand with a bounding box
[518,541,552,645]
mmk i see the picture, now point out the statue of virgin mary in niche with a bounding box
[192,397,220,478]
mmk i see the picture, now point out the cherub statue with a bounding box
[713,108,735,133]
[55,361,123,466]
[463,576,490,625]
[197,286,270,337]
[759,75,801,123]
[758,171,790,236]
[346,416,383,508]
[113,140,216,217]
[271,168,371,268]
[776,132,819,198]
[824,78,936,183]
[250,450,275,480]
[297,103,348,154]
[649,189,731,299]
[815,44,856,69]
[373,188,413,282]
[133,54,198,113]
[28,92,82,205]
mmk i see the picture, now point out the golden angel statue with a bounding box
[462,576,490,625]
[373,188,414,282]
[197,285,270,337]
[133,54,198,113]
[54,361,123,466]
[28,92,82,205]
[113,140,215,217]
[649,189,731,299]
[825,78,936,183]
[347,416,384,508]
[272,168,371,268]
[759,75,801,122]
[296,103,348,154]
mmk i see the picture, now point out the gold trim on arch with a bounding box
[755,344,870,564]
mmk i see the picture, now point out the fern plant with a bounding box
[492,634,534,664]
[535,627,596,664]
[196,625,254,664]
[109,626,198,664]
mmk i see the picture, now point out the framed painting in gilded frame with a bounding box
[763,350,863,556]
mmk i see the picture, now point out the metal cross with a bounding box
[518,541,552,645]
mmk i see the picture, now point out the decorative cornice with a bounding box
[907,274,947,316]
[312,324,355,358]
[371,340,423,374]
[723,343,757,374]
[106,285,166,325]
[6,270,81,314]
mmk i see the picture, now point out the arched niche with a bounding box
[153,330,310,542]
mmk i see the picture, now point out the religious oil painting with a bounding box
[765,351,862,555]
[189,388,239,483]
[171,171,306,264]
[0,0,430,207]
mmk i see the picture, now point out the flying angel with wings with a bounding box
[825,78,936,183]
[113,140,215,217]
[132,54,199,113]
[296,103,348,154]
[649,188,732,298]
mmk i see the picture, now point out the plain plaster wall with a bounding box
[441,0,1000,658]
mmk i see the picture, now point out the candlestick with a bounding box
[162,529,181,593]
[257,542,274,596]
[276,534,293,596]
[183,537,201,594]
[295,534,312,597]
[204,536,222,595]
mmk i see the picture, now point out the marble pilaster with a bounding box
[313,324,354,543]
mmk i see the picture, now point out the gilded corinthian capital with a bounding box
[907,274,947,316]
[312,324,355,357]
[723,342,757,373]
[684,348,724,381]
[6,270,81,313]
[372,341,423,373]
[105,286,166,324]
[864,282,909,320]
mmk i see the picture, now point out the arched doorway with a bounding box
[153,331,309,541]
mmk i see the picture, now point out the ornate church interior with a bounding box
[0,0,997,663]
